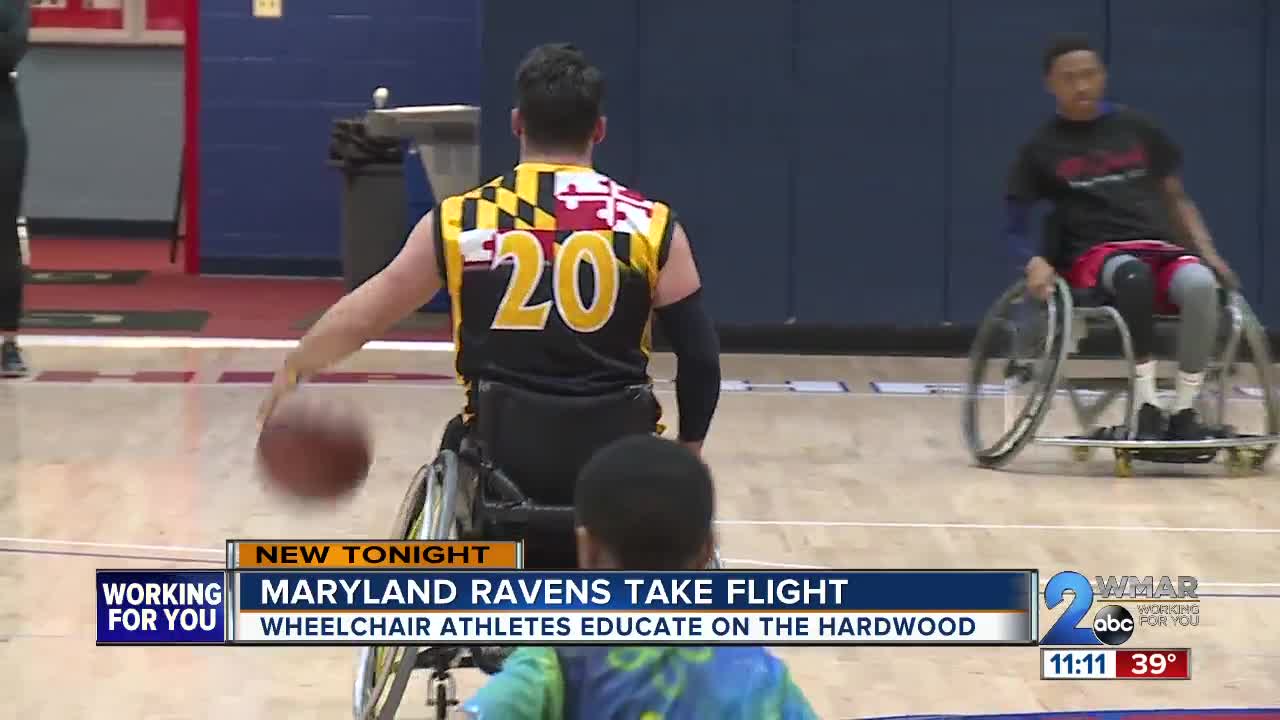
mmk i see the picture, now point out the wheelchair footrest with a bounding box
[414,646,469,670]
[412,646,510,675]
[1037,429,1280,452]
[1130,447,1220,464]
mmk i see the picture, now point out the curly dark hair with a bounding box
[515,43,605,152]
[1043,33,1098,75]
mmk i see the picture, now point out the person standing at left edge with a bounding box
[0,0,29,377]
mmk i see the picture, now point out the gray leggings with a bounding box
[1100,254,1219,373]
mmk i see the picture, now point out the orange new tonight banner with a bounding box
[228,541,522,569]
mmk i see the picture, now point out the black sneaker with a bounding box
[1167,408,1212,441]
[1135,403,1166,440]
[0,341,26,378]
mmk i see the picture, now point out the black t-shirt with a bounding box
[1008,106,1184,267]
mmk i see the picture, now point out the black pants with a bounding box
[449,382,660,571]
[439,413,581,570]
[0,117,27,334]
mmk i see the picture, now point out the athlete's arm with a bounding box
[1005,140,1047,260]
[258,213,443,422]
[1006,140,1054,298]
[1162,175,1237,288]
[283,212,443,378]
[1130,113,1237,287]
[653,222,721,456]
[460,647,562,720]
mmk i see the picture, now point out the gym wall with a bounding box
[188,0,1279,332]
[481,0,1280,330]
[196,0,479,276]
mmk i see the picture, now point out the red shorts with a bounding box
[1064,240,1202,314]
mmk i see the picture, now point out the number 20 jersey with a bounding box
[434,162,677,396]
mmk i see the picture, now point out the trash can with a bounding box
[330,118,407,291]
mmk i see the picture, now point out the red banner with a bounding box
[145,0,184,31]
[30,0,125,31]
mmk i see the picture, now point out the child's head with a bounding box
[574,435,715,571]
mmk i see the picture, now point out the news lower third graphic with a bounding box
[97,542,1039,647]
[97,571,227,645]
[1038,570,1199,680]
[1040,648,1192,680]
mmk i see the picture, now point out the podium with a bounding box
[364,104,480,313]
[364,104,481,203]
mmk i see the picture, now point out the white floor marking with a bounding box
[724,558,1280,592]
[722,558,831,570]
[0,536,222,554]
[715,519,1280,534]
[16,334,455,352]
[5,536,1276,591]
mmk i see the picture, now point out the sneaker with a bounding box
[1167,408,1212,441]
[1135,403,1166,441]
[0,341,26,378]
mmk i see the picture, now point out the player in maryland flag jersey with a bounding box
[257,41,810,717]
[254,40,819,718]
[462,435,818,720]
[434,158,680,400]
[260,40,721,467]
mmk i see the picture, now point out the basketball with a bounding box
[256,393,372,500]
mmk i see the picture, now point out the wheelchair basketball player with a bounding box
[259,43,722,569]
[462,435,819,719]
[1007,34,1239,442]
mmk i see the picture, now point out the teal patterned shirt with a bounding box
[461,645,819,719]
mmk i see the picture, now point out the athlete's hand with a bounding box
[257,366,301,428]
[1204,253,1240,291]
[1025,256,1056,301]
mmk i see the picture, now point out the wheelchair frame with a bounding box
[964,277,1280,476]
[352,437,724,720]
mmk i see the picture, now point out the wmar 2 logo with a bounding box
[1041,571,1199,646]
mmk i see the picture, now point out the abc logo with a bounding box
[1092,605,1134,645]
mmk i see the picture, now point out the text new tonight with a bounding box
[259,576,851,607]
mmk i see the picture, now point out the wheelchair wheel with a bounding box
[353,451,461,720]
[1210,293,1280,468]
[709,546,724,570]
[963,278,1072,468]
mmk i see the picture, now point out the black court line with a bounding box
[0,547,222,565]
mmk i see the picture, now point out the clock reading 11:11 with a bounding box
[1041,648,1191,680]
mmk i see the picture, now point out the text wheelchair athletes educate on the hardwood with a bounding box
[94,541,1039,647]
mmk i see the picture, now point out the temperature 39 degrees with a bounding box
[1041,649,1190,680]
[1117,649,1190,679]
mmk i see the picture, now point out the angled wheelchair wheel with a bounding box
[709,546,724,569]
[963,278,1072,468]
[353,451,461,720]
[1208,293,1280,469]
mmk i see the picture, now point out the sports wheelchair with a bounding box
[352,380,724,720]
[963,273,1280,476]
